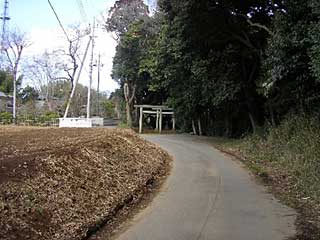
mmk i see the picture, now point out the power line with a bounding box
[47,0,101,94]
[47,0,71,43]
[47,0,92,77]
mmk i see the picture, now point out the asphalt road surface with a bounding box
[116,134,296,240]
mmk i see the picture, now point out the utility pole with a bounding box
[97,53,103,116]
[0,0,10,50]
[87,19,95,119]
[63,37,92,118]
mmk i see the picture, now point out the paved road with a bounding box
[116,135,296,240]
[103,119,120,128]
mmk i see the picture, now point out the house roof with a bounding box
[0,91,7,97]
[0,92,12,98]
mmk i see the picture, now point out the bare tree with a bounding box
[62,25,91,118]
[24,25,90,118]
[59,26,90,89]
[3,30,30,119]
[26,51,67,111]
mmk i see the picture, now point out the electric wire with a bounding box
[47,0,92,78]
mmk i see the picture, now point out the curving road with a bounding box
[116,134,296,240]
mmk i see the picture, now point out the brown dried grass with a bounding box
[0,127,170,240]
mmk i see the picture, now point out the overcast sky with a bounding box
[4,0,156,93]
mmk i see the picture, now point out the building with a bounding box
[0,91,13,113]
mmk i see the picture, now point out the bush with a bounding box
[242,114,320,201]
[0,112,13,124]
[41,112,60,122]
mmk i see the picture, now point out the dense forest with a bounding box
[108,0,320,137]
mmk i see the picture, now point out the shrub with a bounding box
[0,112,13,124]
[242,114,320,201]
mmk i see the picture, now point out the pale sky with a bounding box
[3,0,156,93]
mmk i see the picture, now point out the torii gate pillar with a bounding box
[135,105,175,134]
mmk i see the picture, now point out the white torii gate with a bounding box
[134,105,175,134]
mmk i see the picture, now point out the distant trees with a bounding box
[0,70,16,94]
[26,51,65,111]
[19,85,39,104]
[109,0,320,136]
[262,0,320,123]
[104,0,150,126]
[3,30,30,119]
[143,0,279,135]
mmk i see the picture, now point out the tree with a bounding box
[103,100,115,118]
[104,0,149,41]
[60,25,90,90]
[59,25,91,118]
[148,0,278,134]
[26,51,66,111]
[309,0,320,83]
[262,0,320,122]
[112,21,149,126]
[19,85,39,104]
[0,70,14,94]
[105,0,151,126]
[108,0,320,136]
[3,30,30,119]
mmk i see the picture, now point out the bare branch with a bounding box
[238,14,274,36]
[246,18,274,36]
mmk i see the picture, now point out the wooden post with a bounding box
[139,107,143,134]
[135,106,139,125]
[156,109,159,130]
[172,114,176,131]
[159,108,163,134]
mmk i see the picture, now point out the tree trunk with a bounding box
[268,103,276,126]
[12,72,17,122]
[224,115,230,137]
[123,82,136,127]
[198,118,203,136]
[134,104,139,126]
[192,120,197,135]
[241,57,261,134]
[248,111,258,134]
[246,95,260,134]
[126,101,132,127]
[114,103,121,119]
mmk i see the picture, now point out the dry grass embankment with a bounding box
[0,127,171,240]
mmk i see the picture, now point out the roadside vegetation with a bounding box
[211,115,320,239]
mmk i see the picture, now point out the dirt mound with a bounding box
[0,127,171,240]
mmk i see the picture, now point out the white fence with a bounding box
[59,118,93,128]
[91,117,104,126]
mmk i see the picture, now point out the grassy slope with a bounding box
[211,116,320,240]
